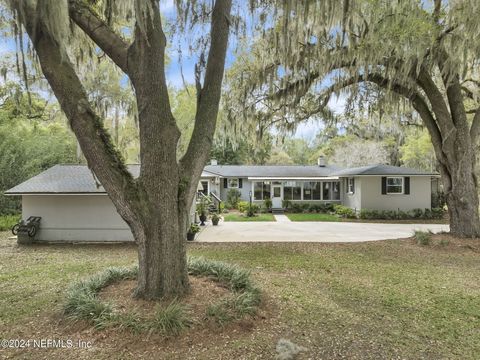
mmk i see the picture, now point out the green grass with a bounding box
[223,213,276,222]
[0,231,479,359]
[286,213,341,222]
[0,214,21,231]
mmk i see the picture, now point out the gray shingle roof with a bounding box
[204,165,341,177]
[331,164,438,177]
[5,163,437,194]
[5,165,140,194]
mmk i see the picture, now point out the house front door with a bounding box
[272,185,282,208]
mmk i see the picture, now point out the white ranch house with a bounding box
[6,160,439,242]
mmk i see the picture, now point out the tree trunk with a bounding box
[16,0,232,300]
[133,196,190,299]
[440,145,480,237]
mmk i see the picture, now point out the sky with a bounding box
[0,1,345,141]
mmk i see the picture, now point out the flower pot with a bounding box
[212,218,219,226]
[199,214,207,226]
[186,232,195,241]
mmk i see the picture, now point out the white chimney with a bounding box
[317,156,326,167]
[210,159,218,165]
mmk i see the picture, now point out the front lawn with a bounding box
[223,213,276,222]
[286,212,341,222]
[1,231,479,359]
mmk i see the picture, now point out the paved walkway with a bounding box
[273,214,291,222]
[195,221,449,243]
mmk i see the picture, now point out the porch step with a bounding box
[271,208,284,214]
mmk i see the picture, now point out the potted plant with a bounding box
[187,223,200,241]
[211,213,221,226]
[197,196,211,226]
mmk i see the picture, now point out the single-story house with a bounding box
[5,159,439,242]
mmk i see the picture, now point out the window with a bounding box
[303,182,321,200]
[253,181,271,200]
[228,178,239,188]
[284,181,301,200]
[387,177,403,194]
[347,178,355,194]
[273,186,281,197]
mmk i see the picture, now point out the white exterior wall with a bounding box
[343,177,362,211]
[359,176,431,211]
[22,195,133,242]
[219,178,253,202]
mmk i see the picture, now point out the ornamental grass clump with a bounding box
[151,301,191,335]
[64,258,261,331]
[414,230,432,246]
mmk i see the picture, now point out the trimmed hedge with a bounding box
[359,208,444,220]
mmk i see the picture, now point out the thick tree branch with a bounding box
[181,0,232,184]
[68,0,129,73]
[15,1,140,227]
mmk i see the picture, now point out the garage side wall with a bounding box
[22,195,134,242]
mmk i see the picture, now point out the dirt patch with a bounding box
[98,275,232,324]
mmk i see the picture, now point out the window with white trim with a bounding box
[347,178,355,194]
[284,181,302,200]
[386,177,404,194]
[227,178,239,188]
[303,182,321,200]
[253,181,271,200]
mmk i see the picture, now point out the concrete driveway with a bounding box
[195,221,449,243]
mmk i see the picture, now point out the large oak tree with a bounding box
[226,0,480,237]
[9,0,232,299]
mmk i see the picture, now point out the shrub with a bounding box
[282,199,291,209]
[264,197,272,210]
[245,203,259,217]
[0,214,21,231]
[414,230,432,245]
[411,208,424,218]
[289,203,302,213]
[431,207,444,219]
[237,201,249,213]
[226,189,242,209]
[238,201,259,216]
[333,205,356,218]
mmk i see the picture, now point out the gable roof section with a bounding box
[331,164,438,177]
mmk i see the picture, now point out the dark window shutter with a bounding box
[404,177,410,194]
[239,178,243,188]
[352,178,355,194]
[223,178,228,188]
[381,177,387,194]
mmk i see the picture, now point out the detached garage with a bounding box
[5,165,137,242]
